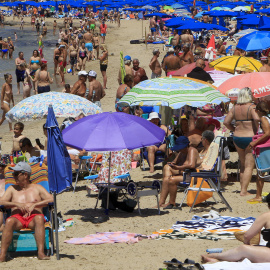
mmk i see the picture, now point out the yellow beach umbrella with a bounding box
[209,56,262,74]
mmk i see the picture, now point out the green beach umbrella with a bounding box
[117,77,229,109]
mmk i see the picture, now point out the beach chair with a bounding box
[2,163,57,257]
[179,137,232,212]
[253,135,270,181]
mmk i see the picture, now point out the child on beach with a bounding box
[62,84,71,93]
[11,122,25,157]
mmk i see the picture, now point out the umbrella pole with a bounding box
[53,192,60,260]
[105,152,111,215]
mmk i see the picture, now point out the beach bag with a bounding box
[186,175,213,207]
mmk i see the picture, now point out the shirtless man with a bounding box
[149,49,162,79]
[89,16,96,33]
[132,59,148,86]
[53,20,57,36]
[216,40,226,56]
[171,29,180,47]
[58,45,67,84]
[71,71,88,97]
[180,43,194,67]
[19,137,40,157]
[117,12,121,27]
[53,43,60,76]
[87,70,106,108]
[159,136,200,208]
[69,40,78,75]
[181,29,194,49]
[162,48,181,75]
[202,15,209,23]
[259,56,270,72]
[150,16,157,40]
[15,52,26,94]
[11,122,25,156]
[0,162,53,262]
[118,55,133,84]
[187,117,207,148]
[83,29,93,61]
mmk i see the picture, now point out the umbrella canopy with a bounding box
[207,70,235,85]
[209,56,262,73]
[117,77,229,109]
[5,92,102,122]
[168,61,214,76]
[237,31,270,51]
[218,72,270,98]
[46,106,73,194]
[225,88,240,101]
[62,112,165,151]
[233,28,258,38]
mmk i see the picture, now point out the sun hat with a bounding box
[124,55,132,61]
[168,48,174,52]
[9,162,31,174]
[147,112,160,121]
[88,70,97,77]
[78,70,88,76]
[171,136,190,151]
[153,48,159,54]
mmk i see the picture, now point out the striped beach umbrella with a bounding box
[117,77,229,109]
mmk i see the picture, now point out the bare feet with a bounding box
[160,202,171,208]
[240,192,252,196]
[149,166,155,173]
[201,255,218,263]
[38,253,50,260]
[0,254,6,262]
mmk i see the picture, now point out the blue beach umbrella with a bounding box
[237,31,270,51]
[45,106,73,260]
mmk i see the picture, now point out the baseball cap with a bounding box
[88,70,97,77]
[78,70,88,76]
[58,44,65,49]
[124,55,132,61]
[171,136,190,152]
[9,162,31,174]
[153,48,160,54]
[168,48,174,52]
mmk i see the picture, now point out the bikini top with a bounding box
[234,104,254,122]
[31,59,40,64]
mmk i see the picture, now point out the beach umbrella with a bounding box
[209,56,262,73]
[207,70,235,85]
[233,28,258,38]
[144,12,172,18]
[45,105,73,260]
[218,72,270,99]
[117,77,229,109]
[5,92,102,122]
[237,31,270,51]
[62,112,165,214]
[168,61,214,77]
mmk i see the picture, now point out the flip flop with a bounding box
[184,259,195,264]
[81,216,109,223]
[163,258,183,266]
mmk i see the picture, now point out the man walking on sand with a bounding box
[149,49,162,79]
[15,51,26,95]
[0,162,53,262]
[87,70,106,108]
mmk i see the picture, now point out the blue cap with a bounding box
[171,136,190,151]
[124,55,131,61]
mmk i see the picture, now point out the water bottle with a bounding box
[206,248,223,254]
[92,90,96,102]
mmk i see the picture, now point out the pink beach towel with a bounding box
[65,232,140,245]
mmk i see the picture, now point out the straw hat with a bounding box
[234,231,260,245]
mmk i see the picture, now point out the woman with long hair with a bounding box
[224,87,260,196]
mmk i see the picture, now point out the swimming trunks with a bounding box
[94,45,99,49]
[101,33,106,37]
[59,61,67,68]
[233,136,253,150]
[90,24,95,30]
[100,64,107,72]
[70,56,77,66]
[16,69,25,83]
[9,213,45,229]
[151,27,157,33]
[2,49,8,53]
[85,42,93,51]
[37,85,51,94]
[151,72,161,79]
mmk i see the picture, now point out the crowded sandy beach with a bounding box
[1,2,270,270]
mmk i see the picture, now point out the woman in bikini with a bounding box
[224,87,260,196]
[31,63,53,94]
[7,37,14,59]
[29,50,41,93]
[0,74,14,131]
[77,42,88,71]
[99,44,108,89]
[1,38,9,59]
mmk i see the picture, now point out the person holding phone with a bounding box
[35,124,47,150]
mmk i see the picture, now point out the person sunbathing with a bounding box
[160,131,215,209]
[187,117,207,149]
[202,194,270,264]
[146,112,170,173]
[0,162,53,262]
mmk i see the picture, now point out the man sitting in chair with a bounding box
[159,131,214,209]
[0,162,53,262]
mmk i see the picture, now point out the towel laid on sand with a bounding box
[203,258,270,270]
[64,231,156,245]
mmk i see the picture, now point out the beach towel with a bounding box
[203,258,270,270]
[64,232,155,245]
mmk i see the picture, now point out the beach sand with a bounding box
[0,15,269,270]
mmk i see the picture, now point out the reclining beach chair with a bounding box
[252,135,270,181]
[179,137,232,212]
[2,163,57,257]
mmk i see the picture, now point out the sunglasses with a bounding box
[13,171,24,177]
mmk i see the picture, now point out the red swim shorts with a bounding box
[59,61,67,68]
[9,213,45,229]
